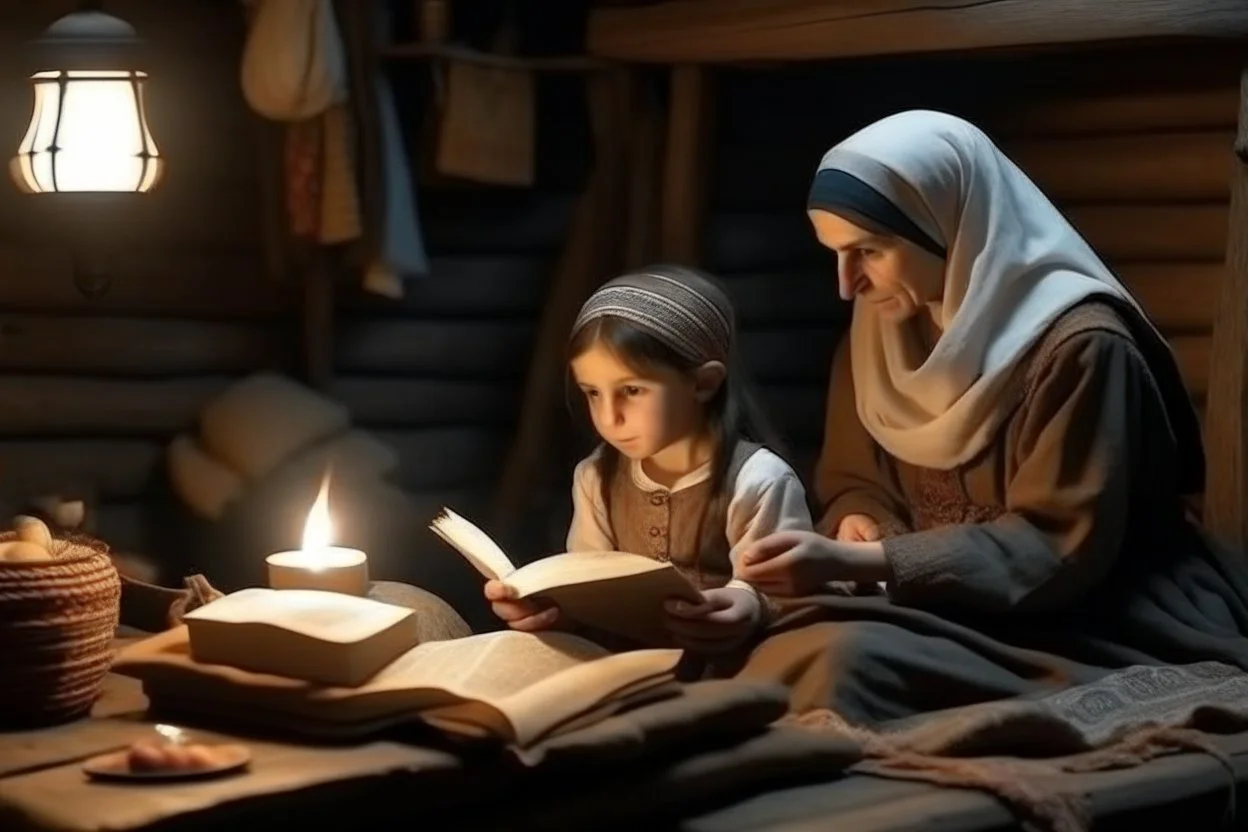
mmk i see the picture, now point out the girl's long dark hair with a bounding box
[568,274,794,562]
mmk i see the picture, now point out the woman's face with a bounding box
[808,209,946,322]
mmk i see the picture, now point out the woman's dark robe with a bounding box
[738,301,1248,727]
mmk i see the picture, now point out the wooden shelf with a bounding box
[587,0,1248,64]
[380,42,612,73]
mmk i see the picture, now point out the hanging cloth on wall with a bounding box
[357,0,431,296]
[240,0,347,120]
[430,8,536,187]
[242,0,431,296]
[240,0,362,246]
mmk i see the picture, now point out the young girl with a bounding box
[485,265,813,655]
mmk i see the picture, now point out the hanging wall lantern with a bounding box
[10,3,164,194]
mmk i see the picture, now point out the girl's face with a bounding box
[808,208,945,322]
[571,341,713,462]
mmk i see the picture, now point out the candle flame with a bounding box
[301,473,333,554]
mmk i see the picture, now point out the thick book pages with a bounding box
[428,507,517,579]
[182,588,420,688]
[113,627,683,747]
[430,508,703,646]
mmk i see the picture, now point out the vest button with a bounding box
[649,526,661,537]
[650,492,667,506]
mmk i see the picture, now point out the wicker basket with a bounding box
[0,531,121,728]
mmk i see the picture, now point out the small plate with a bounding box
[82,744,251,782]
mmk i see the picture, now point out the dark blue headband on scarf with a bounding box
[807,168,947,260]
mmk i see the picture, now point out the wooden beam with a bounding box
[624,73,665,269]
[1204,66,1248,549]
[713,264,1218,333]
[0,179,263,252]
[1067,203,1229,262]
[0,246,286,319]
[339,257,547,317]
[992,86,1241,138]
[381,42,611,72]
[1008,131,1235,202]
[335,320,535,377]
[0,317,284,375]
[704,204,1228,272]
[333,378,520,428]
[588,0,1248,64]
[718,130,1238,210]
[1117,263,1221,334]
[0,440,160,501]
[0,376,522,438]
[659,65,715,264]
[0,377,231,436]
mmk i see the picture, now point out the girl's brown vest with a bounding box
[603,441,763,589]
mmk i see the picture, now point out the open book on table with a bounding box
[113,626,683,748]
[430,508,704,647]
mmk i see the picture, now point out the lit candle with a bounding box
[265,474,369,596]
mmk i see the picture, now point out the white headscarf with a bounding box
[814,109,1181,471]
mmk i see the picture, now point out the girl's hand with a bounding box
[837,513,881,542]
[662,587,761,655]
[738,530,891,597]
[484,579,561,632]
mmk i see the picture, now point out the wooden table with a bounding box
[0,633,505,832]
[0,632,854,832]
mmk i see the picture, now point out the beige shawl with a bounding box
[815,109,1169,470]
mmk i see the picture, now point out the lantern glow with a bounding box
[10,7,164,195]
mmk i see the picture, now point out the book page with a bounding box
[494,648,682,745]
[116,627,681,745]
[356,630,607,701]
[428,508,516,580]
[116,629,609,720]
[182,588,413,644]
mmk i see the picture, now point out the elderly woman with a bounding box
[737,110,1248,726]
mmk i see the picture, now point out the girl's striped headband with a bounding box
[571,268,735,364]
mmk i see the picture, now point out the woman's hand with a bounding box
[484,579,561,632]
[663,587,761,655]
[837,513,881,542]
[738,530,892,597]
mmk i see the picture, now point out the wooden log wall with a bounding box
[330,67,591,555]
[702,43,1242,481]
[0,1,288,559]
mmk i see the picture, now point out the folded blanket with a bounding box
[515,678,794,767]
[785,660,1248,832]
[468,724,860,832]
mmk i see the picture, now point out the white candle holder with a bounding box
[265,547,369,597]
